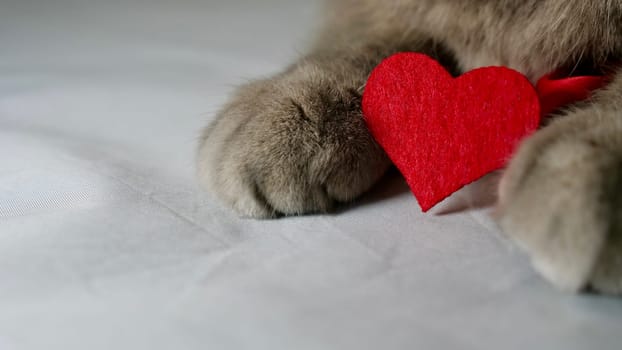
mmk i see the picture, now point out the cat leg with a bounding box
[499,70,622,294]
[197,5,455,217]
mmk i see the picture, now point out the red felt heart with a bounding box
[362,53,541,212]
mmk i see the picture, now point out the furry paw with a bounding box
[197,62,390,218]
[498,118,622,294]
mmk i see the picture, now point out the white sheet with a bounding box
[1,1,621,349]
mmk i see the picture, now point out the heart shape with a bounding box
[362,53,541,212]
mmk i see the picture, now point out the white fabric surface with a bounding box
[1,1,622,349]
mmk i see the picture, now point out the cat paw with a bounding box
[498,120,622,294]
[197,63,390,218]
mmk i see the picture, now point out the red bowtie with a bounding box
[536,71,610,117]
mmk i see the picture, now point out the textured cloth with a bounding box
[363,53,540,211]
[1,1,621,349]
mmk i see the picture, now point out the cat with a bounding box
[197,0,622,294]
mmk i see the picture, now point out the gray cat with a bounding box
[197,0,622,294]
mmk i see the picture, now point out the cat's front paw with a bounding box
[498,120,622,294]
[197,66,390,218]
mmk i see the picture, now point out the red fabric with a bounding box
[537,72,608,116]
[362,53,541,212]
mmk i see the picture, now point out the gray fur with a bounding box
[197,0,622,294]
